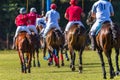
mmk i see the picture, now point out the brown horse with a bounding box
[95,21,114,79]
[30,31,40,67]
[87,11,120,79]
[43,28,64,67]
[36,22,69,66]
[67,23,87,73]
[15,31,33,73]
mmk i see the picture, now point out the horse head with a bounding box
[86,11,96,27]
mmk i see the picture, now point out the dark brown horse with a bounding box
[43,28,64,67]
[15,31,33,73]
[30,31,40,67]
[112,23,120,76]
[67,23,87,73]
[87,11,120,79]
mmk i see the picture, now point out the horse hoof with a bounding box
[38,64,40,67]
[79,70,82,73]
[110,76,114,79]
[58,65,60,68]
[66,58,69,61]
[61,63,64,66]
[70,64,72,68]
[103,77,107,79]
[71,66,75,71]
[48,63,52,66]
[115,71,120,76]
[33,64,36,67]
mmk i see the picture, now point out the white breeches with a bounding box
[14,26,31,38]
[65,21,84,31]
[90,19,112,35]
[43,23,61,37]
[27,25,38,34]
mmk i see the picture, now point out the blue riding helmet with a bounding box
[19,7,27,14]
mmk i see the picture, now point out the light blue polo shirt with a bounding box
[91,0,114,21]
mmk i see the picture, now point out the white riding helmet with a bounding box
[19,7,27,14]
[30,7,37,12]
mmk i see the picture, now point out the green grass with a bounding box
[0,50,120,80]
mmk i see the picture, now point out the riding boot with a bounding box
[12,37,16,50]
[64,31,68,48]
[90,35,96,51]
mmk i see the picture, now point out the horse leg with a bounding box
[54,49,60,68]
[69,48,76,71]
[32,52,36,67]
[27,52,32,73]
[97,50,106,79]
[65,50,69,61]
[106,50,115,79]
[115,48,120,75]
[48,50,53,66]
[36,49,40,67]
[78,49,83,73]
[60,49,64,66]
[18,51,26,73]
[43,46,47,60]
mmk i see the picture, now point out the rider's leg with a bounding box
[64,22,73,47]
[89,31,96,51]
[12,26,22,49]
[89,21,99,51]
[41,24,51,48]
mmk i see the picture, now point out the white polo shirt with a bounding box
[45,9,60,24]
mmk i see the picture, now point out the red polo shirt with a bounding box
[15,14,28,27]
[65,5,83,21]
[27,12,40,25]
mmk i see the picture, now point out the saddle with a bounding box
[70,23,86,36]
[95,21,111,36]
[53,28,63,38]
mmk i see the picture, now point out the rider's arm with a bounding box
[91,12,96,18]
[111,12,114,17]
[81,12,85,18]
[64,13,69,20]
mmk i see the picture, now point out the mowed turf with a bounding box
[0,49,120,80]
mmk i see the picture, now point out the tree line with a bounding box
[0,0,119,49]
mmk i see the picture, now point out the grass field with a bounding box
[0,49,120,80]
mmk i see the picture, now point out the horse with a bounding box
[15,31,33,73]
[43,28,65,67]
[30,31,40,67]
[36,19,69,66]
[67,23,87,73]
[86,11,120,79]
[112,23,120,75]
